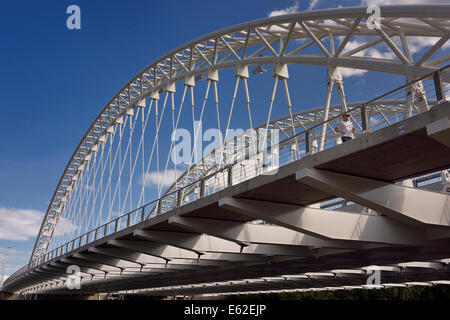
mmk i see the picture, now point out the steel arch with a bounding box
[30,5,450,265]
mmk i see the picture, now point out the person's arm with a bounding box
[335,124,344,135]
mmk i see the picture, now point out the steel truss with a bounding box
[28,5,450,276]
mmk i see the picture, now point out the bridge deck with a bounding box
[235,101,450,207]
[5,102,450,295]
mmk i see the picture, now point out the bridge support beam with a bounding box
[132,231,270,262]
[131,230,210,256]
[131,230,331,258]
[60,257,120,274]
[219,197,433,246]
[72,253,141,271]
[90,245,228,266]
[296,168,450,228]
[426,117,450,147]
[88,247,166,267]
[109,239,195,261]
[41,264,93,281]
[167,216,369,255]
[107,239,238,267]
[51,262,105,279]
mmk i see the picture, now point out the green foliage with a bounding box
[225,285,450,300]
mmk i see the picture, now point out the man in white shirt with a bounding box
[335,113,355,143]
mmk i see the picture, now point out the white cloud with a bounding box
[0,207,77,241]
[52,216,78,237]
[336,21,448,77]
[400,36,450,57]
[339,35,448,76]
[338,38,397,77]
[268,2,299,17]
[268,0,321,17]
[340,67,368,77]
[0,207,43,241]
[140,169,184,188]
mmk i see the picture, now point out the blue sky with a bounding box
[0,0,448,282]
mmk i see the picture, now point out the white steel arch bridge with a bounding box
[3,5,450,297]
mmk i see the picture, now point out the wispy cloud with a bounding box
[139,169,184,188]
[268,0,319,15]
[337,38,395,77]
[52,217,78,237]
[0,207,77,241]
[0,207,43,241]
[338,33,448,78]
[268,2,299,17]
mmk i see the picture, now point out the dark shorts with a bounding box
[341,136,352,143]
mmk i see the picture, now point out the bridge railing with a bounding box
[19,64,449,274]
[315,65,449,152]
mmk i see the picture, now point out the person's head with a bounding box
[342,113,350,121]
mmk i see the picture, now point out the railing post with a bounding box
[177,189,182,207]
[114,219,119,232]
[433,70,446,103]
[200,179,205,198]
[305,129,312,155]
[94,228,98,240]
[234,136,238,165]
[78,236,82,248]
[360,104,369,132]
[157,199,162,215]
[127,212,131,227]
[86,232,89,245]
[104,224,108,237]
[228,165,233,187]
[141,206,146,221]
